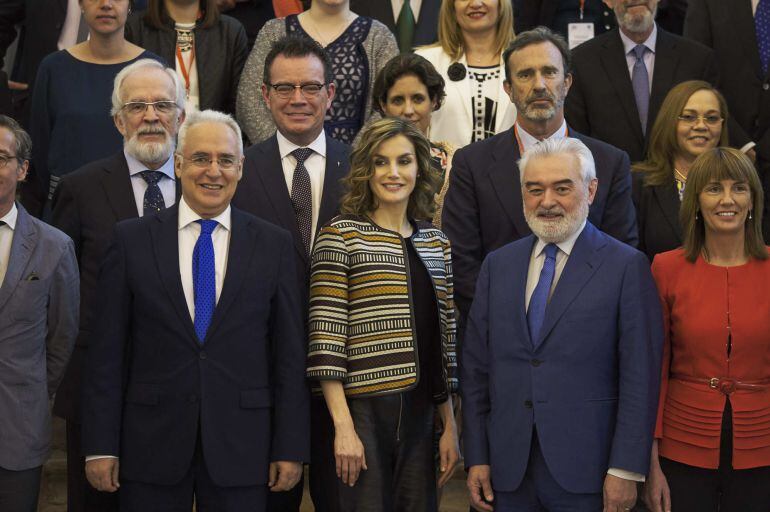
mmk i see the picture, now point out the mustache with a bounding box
[535,206,565,215]
[136,125,168,136]
[526,91,556,104]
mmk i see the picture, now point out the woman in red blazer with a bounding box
[646,147,770,511]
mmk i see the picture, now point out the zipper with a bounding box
[399,232,421,394]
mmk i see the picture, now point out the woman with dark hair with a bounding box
[646,147,770,512]
[307,117,460,512]
[372,53,454,226]
[29,0,158,214]
[632,80,730,260]
[236,0,398,145]
[125,0,248,114]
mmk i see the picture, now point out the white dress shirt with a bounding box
[754,0,761,15]
[524,221,645,483]
[391,0,423,23]
[276,130,327,248]
[619,23,657,94]
[126,150,177,216]
[0,203,18,288]
[517,119,569,152]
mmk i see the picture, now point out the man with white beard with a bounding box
[462,137,663,512]
[49,58,185,512]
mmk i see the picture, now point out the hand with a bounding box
[467,464,494,511]
[643,459,671,512]
[7,80,28,91]
[334,424,367,486]
[437,423,460,487]
[215,0,236,11]
[603,473,637,512]
[268,461,303,492]
[85,458,120,492]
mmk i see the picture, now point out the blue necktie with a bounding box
[139,170,166,216]
[290,148,314,255]
[528,244,558,345]
[631,44,650,135]
[757,0,770,76]
[193,219,217,343]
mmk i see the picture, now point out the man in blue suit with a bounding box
[81,110,309,511]
[462,138,663,511]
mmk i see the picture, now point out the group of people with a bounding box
[1,1,770,512]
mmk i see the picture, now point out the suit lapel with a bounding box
[649,30,678,136]
[100,153,139,220]
[513,237,536,348]
[535,224,606,348]
[600,31,645,147]
[317,138,346,233]
[150,206,199,346]
[487,129,531,237]
[0,205,36,312]
[653,182,682,242]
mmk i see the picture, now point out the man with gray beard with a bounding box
[462,137,663,512]
[566,0,718,162]
[441,27,637,328]
[49,58,185,512]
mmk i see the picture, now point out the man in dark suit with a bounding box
[232,36,349,512]
[565,0,717,162]
[514,0,617,41]
[462,137,663,511]
[349,0,440,51]
[82,110,309,511]
[441,27,637,326]
[50,58,186,512]
[684,0,770,237]
[0,115,78,512]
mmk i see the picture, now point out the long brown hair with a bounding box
[433,0,515,61]
[144,0,219,30]
[633,80,729,186]
[341,118,438,221]
[680,147,767,262]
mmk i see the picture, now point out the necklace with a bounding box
[673,167,688,183]
[303,11,354,47]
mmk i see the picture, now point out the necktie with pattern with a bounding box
[631,44,650,135]
[193,219,217,343]
[140,170,166,216]
[757,0,770,76]
[527,243,558,346]
[397,0,416,53]
[290,147,314,255]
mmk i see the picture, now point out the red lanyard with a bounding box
[175,43,195,99]
[514,124,570,155]
[579,0,585,20]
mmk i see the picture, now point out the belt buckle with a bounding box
[709,377,720,389]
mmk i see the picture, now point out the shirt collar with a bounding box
[177,196,231,232]
[516,119,568,153]
[0,202,18,230]
[276,129,327,160]
[619,22,657,55]
[533,220,586,259]
[124,149,176,181]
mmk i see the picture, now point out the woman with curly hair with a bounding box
[306,117,460,511]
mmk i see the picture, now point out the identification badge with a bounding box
[568,22,595,49]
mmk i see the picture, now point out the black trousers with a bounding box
[338,384,437,512]
[660,400,770,512]
[66,421,120,512]
[0,465,41,512]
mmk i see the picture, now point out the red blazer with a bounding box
[651,249,770,469]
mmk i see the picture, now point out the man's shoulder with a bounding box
[326,136,352,159]
[572,29,618,58]
[59,152,126,188]
[232,206,293,244]
[455,128,514,160]
[658,27,713,57]
[18,206,73,251]
[572,130,628,162]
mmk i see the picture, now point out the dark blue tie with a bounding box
[757,0,770,76]
[290,148,314,255]
[193,219,217,343]
[528,243,558,345]
[139,170,166,216]
[631,44,650,135]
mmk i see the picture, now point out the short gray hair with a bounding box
[177,110,243,157]
[111,59,186,116]
[518,137,596,186]
[0,114,32,161]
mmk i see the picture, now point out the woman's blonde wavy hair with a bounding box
[434,0,515,61]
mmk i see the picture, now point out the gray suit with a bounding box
[0,203,78,472]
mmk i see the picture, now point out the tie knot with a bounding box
[544,243,558,260]
[632,44,647,61]
[140,170,164,186]
[197,219,218,235]
[292,147,314,165]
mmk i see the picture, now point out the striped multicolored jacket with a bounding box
[306,215,458,400]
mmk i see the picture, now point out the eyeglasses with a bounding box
[0,154,20,168]
[121,101,180,116]
[181,154,239,170]
[677,113,723,126]
[266,82,326,99]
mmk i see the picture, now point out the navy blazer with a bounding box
[81,205,309,487]
[441,126,637,324]
[461,222,663,494]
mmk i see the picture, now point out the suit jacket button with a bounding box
[763,83,770,91]
[199,351,207,360]
[531,359,542,367]
[524,400,533,408]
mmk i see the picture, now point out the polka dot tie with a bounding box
[193,219,217,343]
[139,170,166,217]
[757,0,770,76]
[291,148,314,255]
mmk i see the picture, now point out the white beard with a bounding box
[525,197,589,243]
[125,132,175,167]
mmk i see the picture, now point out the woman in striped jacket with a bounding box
[306,118,459,511]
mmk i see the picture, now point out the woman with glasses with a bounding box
[645,147,770,512]
[236,0,398,145]
[632,80,730,261]
[29,0,159,214]
[307,117,460,512]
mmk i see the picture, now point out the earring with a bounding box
[695,211,699,220]
[750,210,753,220]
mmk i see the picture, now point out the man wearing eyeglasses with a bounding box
[232,35,351,512]
[80,109,309,512]
[48,58,185,512]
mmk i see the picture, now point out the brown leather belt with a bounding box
[672,374,770,395]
